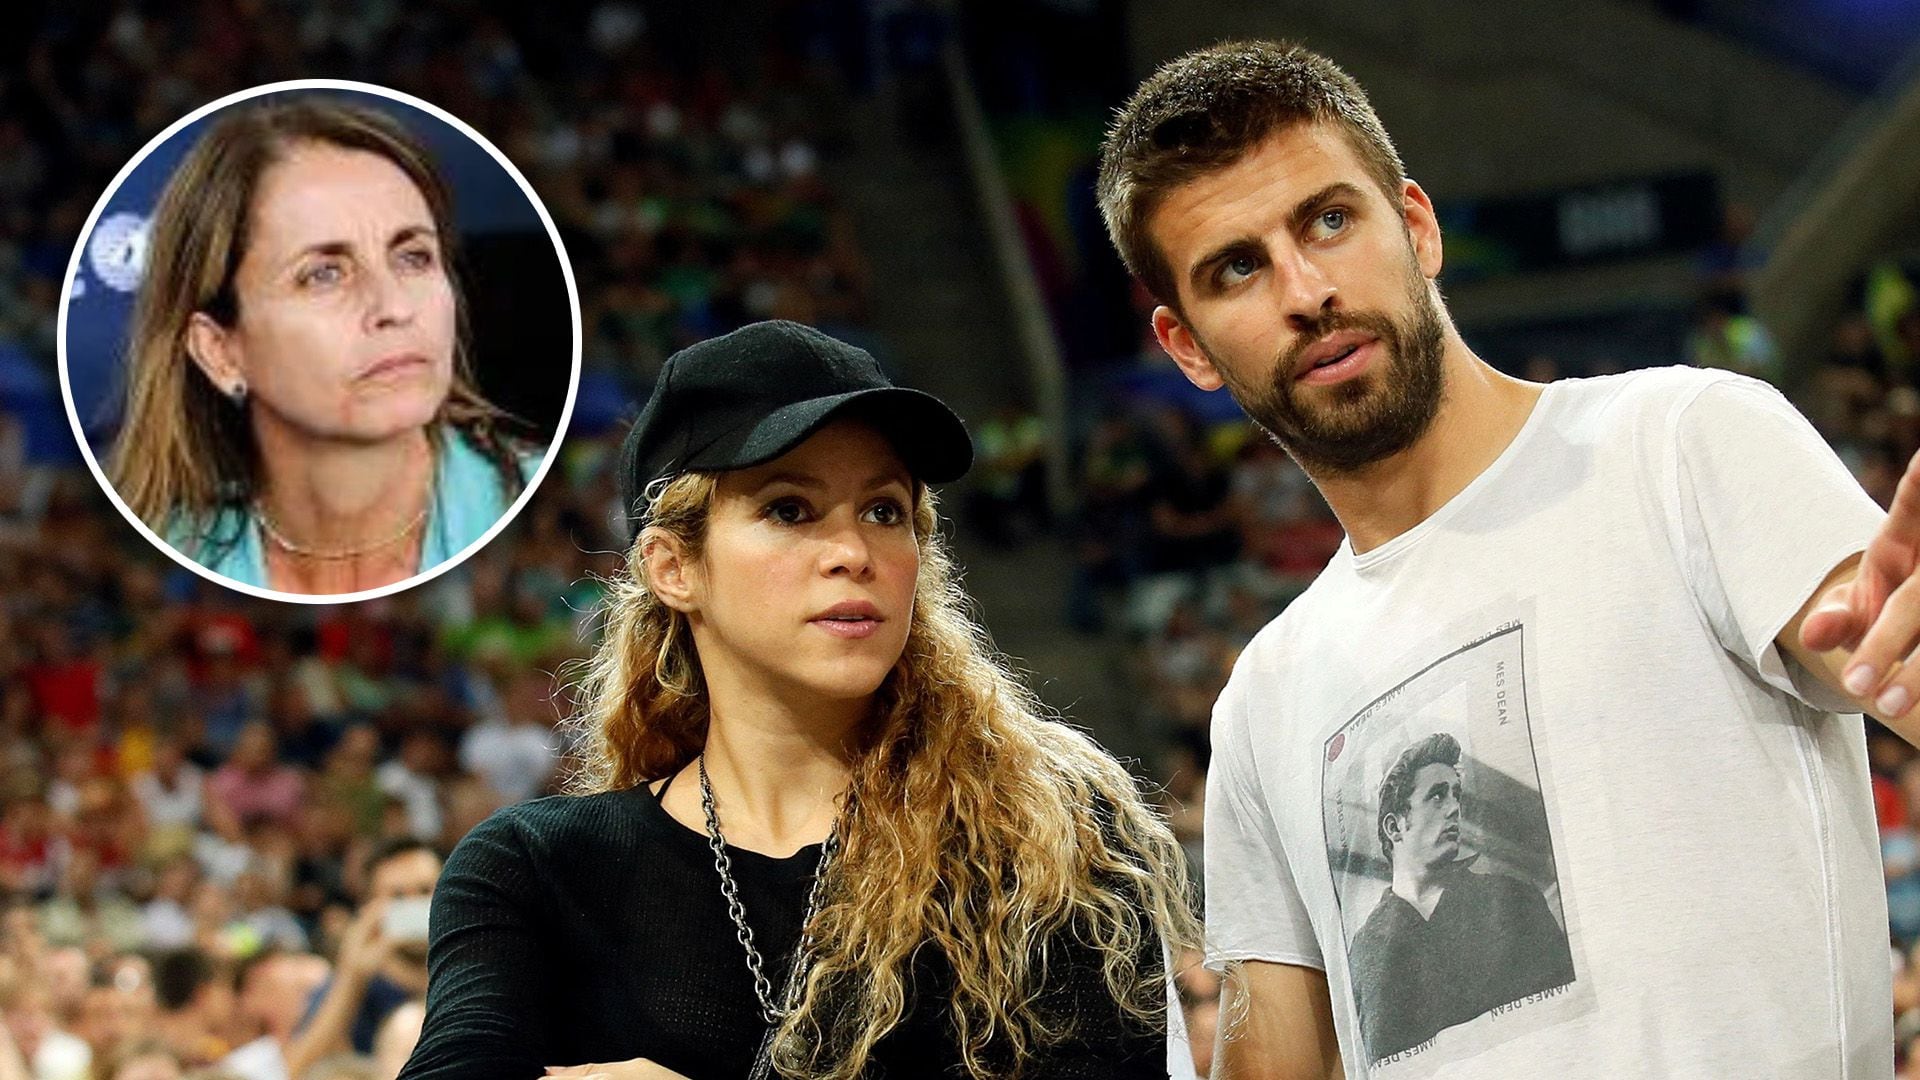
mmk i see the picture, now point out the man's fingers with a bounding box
[1869,659,1920,726]
[1887,448,1920,542]
[1801,584,1865,654]
[1841,574,1920,704]
[1802,575,1874,654]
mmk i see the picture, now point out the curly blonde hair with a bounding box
[563,471,1201,1078]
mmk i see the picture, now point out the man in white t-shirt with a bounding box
[1097,39,1913,1079]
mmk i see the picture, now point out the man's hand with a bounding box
[543,1060,690,1079]
[1797,450,1920,728]
[337,898,402,985]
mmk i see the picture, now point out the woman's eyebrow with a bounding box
[751,471,826,494]
[389,224,438,247]
[276,223,439,270]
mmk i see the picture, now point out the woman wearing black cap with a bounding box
[397,321,1200,1080]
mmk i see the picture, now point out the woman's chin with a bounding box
[794,665,895,705]
[281,392,449,445]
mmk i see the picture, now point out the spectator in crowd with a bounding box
[38,849,142,953]
[455,667,559,807]
[218,951,328,1080]
[149,950,237,1069]
[92,1037,185,1080]
[371,736,442,846]
[130,739,204,863]
[0,968,89,1080]
[205,728,304,835]
[283,840,437,1080]
[1142,409,1241,577]
[369,1001,425,1080]
[140,860,199,953]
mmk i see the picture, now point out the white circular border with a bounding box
[56,78,584,606]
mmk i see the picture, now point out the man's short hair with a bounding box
[1375,732,1462,861]
[368,835,442,873]
[153,948,226,1011]
[1096,39,1408,309]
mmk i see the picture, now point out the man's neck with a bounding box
[1310,343,1545,555]
[1390,859,1449,921]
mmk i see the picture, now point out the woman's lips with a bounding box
[810,614,883,639]
[359,353,430,381]
[809,599,883,639]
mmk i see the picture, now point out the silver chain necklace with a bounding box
[698,754,841,1026]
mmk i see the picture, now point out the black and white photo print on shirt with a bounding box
[1321,622,1580,1069]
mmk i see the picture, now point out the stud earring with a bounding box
[228,381,248,405]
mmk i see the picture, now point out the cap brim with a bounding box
[687,387,973,484]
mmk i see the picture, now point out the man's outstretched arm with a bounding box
[1785,445,1920,746]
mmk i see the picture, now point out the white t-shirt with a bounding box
[459,721,559,804]
[1205,368,1893,1078]
[219,1035,287,1080]
[131,764,205,829]
[376,761,442,841]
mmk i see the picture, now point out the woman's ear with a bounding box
[641,532,699,613]
[185,312,248,401]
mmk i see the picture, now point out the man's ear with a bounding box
[185,312,247,399]
[1399,180,1443,281]
[1382,814,1404,845]
[1152,306,1225,392]
[640,531,699,613]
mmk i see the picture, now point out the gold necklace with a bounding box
[253,501,427,560]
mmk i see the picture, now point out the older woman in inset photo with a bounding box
[108,97,543,595]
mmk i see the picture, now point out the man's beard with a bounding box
[1209,262,1448,474]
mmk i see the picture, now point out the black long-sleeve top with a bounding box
[396,778,1170,1079]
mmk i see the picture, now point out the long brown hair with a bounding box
[564,473,1203,1078]
[108,95,520,553]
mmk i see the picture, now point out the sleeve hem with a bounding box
[1201,949,1325,975]
[1750,540,1868,670]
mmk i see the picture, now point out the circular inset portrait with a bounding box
[59,79,579,602]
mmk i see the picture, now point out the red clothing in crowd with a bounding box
[24,657,102,734]
[1876,772,1908,832]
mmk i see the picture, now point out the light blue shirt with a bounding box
[165,427,543,589]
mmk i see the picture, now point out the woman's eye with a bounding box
[766,499,809,525]
[398,246,437,271]
[865,499,908,526]
[298,261,345,288]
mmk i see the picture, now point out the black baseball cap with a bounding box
[618,320,973,534]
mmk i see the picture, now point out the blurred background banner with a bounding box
[2,1,1920,1078]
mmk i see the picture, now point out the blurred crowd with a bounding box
[0,418,653,1080]
[0,0,875,404]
